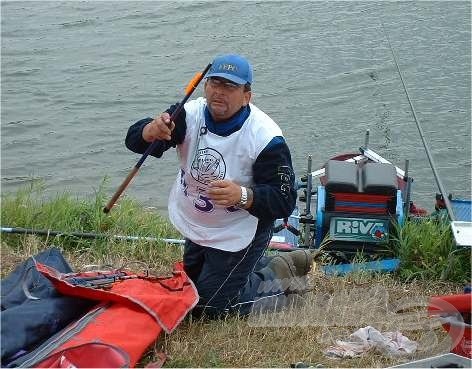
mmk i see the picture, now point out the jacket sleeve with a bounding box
[124,103,187,158]
[248,136,297,223]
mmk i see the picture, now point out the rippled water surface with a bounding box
[2,1,470,215]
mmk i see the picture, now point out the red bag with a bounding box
[428,293,471,358]
[19,262,198,368]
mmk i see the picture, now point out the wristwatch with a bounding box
[237,186,248,208]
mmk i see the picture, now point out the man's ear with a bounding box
[243,91,252,106]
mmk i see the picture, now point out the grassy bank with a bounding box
[1,183,470,367]
[1,182,183,275]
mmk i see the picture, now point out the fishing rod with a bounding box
[103,63,212,214]
[3,225,304,249]
[1,226,185,244]
[380,20,456,221]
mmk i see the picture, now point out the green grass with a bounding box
[391,217,470,283]
[2,181,177,241]
[1,180,183,274]
[1,183,470,367]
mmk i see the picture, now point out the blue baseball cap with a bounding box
[206,54,253,85]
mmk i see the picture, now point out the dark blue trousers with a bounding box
[183,223,284,318]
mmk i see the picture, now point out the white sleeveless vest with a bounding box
[168,97,282,252]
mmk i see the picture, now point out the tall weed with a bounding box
[391,218,470,283]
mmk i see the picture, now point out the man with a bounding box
[125,54,314,318]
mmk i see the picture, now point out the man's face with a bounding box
[204,77,252,122]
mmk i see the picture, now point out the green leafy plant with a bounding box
[390,218,470,283]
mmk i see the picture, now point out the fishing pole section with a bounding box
[1,226,185,245]
[379,19,471,248]
[1,225,302,254]
[103,63,212,214]
[379,19,456,221]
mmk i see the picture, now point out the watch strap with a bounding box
[237,186,248,208]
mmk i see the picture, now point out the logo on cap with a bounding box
[219,63,238,72]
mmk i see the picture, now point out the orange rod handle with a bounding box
[185,72,203,95]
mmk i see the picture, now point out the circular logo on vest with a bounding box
[191,147,226,185]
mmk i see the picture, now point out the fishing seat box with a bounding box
[324,160,397,213]
[320,160,399,259]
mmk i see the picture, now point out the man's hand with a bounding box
[142,112,175,142]
[207,180,253,209]
[207,180,241,207]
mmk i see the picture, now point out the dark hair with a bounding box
[244,83,251,92]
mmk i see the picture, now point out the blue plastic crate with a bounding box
[451,198,471,222]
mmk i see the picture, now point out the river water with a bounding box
[1,1,471,216]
